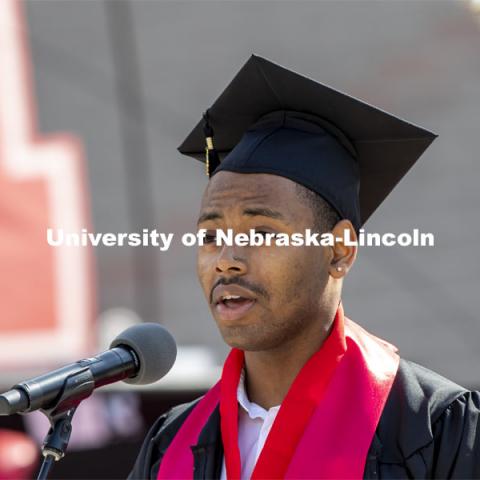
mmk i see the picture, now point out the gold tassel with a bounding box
[203,110,220,177]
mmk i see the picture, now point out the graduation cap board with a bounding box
[178,54,437,230]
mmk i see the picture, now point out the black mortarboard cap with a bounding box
[178,54,437,230]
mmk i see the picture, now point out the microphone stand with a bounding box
[34,367,96,479]
[37,408,76,480]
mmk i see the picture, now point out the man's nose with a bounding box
[215,245,247,275]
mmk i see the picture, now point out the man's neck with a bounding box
[243,314,335,410]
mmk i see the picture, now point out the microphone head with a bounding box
[110,323,177,385]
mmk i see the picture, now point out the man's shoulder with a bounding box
[391,358,469,415]
[377,357,477,460]
[128,397,204,480]
[150,396,203,442]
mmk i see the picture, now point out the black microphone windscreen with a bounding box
[110,323,177,385]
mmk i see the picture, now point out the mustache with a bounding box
[210,277,269,304]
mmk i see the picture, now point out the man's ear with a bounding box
[328,219,357,279]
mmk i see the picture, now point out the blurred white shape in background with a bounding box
[470,0,480,14]
[161,345,221,390]
[97,308,142,351]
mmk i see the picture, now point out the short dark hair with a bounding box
[295,183,341,233]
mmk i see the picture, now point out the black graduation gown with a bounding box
[128,359,480,479]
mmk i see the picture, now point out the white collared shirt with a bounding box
[220,370,281,480]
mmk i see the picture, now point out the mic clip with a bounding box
[34,368,95,479]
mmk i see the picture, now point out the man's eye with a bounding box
[255,230,275,238]
[204,234,217,243]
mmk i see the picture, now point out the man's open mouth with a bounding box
[214,296,256,321]
[212,285,258,321]
[217,294,255,309]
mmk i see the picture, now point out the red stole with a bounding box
[158,305,399,479]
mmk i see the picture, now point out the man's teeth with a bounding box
[223,295,241,301]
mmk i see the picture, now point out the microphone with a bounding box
[0,323,177,416]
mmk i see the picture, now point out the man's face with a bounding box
[196,171,332,352]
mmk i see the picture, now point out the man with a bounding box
[129,55,480,479]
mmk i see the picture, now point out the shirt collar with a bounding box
[237,369,281,420]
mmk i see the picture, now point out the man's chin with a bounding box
[218,325,280,352]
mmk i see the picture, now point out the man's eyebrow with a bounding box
[197,211,223,224]
[197,207,286,225]
[243,207,285,220]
